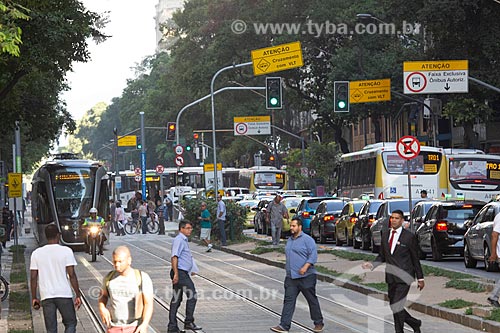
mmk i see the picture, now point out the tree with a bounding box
[0,0,30,56]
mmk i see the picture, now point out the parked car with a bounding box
[416,200,484,261]
[281,197,302,237]
[291,197,331,234]
[370,198,421,253]
[252,198,272,234]
[352,199,384,250]
[310,199,349,243]
[335,200,366,246]
[463,201,500,271]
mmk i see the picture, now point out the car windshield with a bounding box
[444,206,482,220]
[284,199,301,208]
[308,201,325,211]
[369,202,383,213]
[325,201,346,211]
[353,202,365,212]
[390,200,420,213]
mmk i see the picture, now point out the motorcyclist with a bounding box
[83,207,106,255]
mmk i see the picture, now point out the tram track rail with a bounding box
[79,288,106,333]
[122,238,378,333]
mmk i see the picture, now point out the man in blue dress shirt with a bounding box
[271,218,324,333]
[168,221,202,333]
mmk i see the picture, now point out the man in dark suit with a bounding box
[362,209,425,333]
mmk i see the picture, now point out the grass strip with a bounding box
[316,265,363,283]
[422,265,475,280]
[438,299,476,309]
[250,246,285,255]
[362,282,388,292]
[445,279,486,293]
[488,308,500,322]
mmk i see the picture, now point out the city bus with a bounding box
[444,149,500,201]
[337,142,447,199]
[238,166,288,192]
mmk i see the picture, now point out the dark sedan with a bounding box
[352,199,384,250]
[416,200,484,261]
[464,201,500,271]
[310,199,348,243]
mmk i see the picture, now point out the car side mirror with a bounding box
[415,217,422,223]
[464,219,473,228]
[350,212,357,218]
[290,209,296,214]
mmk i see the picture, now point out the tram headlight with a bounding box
[63,225,70,230]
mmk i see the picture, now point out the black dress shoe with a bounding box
[488,297,500,307]
[184,322,202,330]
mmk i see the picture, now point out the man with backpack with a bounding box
[99,246,154,333]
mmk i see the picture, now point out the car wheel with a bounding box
[371,238,379,253]
[346,229,353,246]
[361,231,370,251]
[464,242,477,268]
[335,229,344,246]
[353,228,361,249]
[431,237,443,261]
[484,245,499,272]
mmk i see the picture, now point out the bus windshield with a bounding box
[51,167,95,218]
[449,158,500,184]
[254,171,285,189]
[382,151,442,175]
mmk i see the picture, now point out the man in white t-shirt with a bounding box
[99,246,154,333]
[30,224,81,333]
[488,212,500,307]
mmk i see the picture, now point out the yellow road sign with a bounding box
[8,173,22,198]
[403,60,468,72]
[251,41,303,76]
[118,135,137,147]
[349,79,391,104]
[203,163,222,172]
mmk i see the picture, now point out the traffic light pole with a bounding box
[140,112,146,199]
[210,62,252,199]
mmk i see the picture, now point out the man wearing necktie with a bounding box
[362,209,425,333]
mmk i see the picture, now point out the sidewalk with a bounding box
[0,242,13,332]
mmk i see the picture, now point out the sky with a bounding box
[61,0,158,122]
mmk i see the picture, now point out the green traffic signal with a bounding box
[186,145,192,151]
[334,81,349,112]
[266,77,282,109]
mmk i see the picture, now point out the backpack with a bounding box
[104,269,142,294]
[104,269,144,319]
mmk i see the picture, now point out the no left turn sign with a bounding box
[396,136,420,160]
[175,155,184,167]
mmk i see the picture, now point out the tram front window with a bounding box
[52,168,95,218]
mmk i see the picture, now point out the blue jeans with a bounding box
[168,270,197,331]
[279,275,323,331]
[271,222,282,245]
[217,219,227,246]
[41,297,77,333]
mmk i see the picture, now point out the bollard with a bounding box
[230,218,234,241]
[158,211,165,235]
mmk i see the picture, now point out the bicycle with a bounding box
[0,252,10,302]
[124,215,159,235]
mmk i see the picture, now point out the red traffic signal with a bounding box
[269,155,275,161]
[166,122,176,141]
[193,133,199,140]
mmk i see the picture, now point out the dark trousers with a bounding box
[217,219,227,246]
[141,216,148,234]
[168,269,197,331]
[41,297,77,333]
[279,274,323,331]
[388,283,420,333]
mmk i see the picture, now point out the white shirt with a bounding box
[30,244,77,300]
[493,213,500,256]
[388,227,403,255]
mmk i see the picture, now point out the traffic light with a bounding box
[193,133,199,146]
[166,122,176,141]
[266,77,282,109]
[136,135,142,150]
[334,81,349,112]
[186,144,192,151]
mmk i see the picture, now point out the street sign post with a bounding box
[350,79,391,104]
[251,41,304,76]
[403,60,468,94]
[117,135,137,147]
[8,173,22,198]
[234,116,271,136]
[396,136,421,232]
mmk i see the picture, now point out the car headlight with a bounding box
[90,226,99,234]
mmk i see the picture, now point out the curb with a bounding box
[217,244,500,333]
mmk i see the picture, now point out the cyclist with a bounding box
[83,207,106,255]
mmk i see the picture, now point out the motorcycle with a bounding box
[88,225,102,262]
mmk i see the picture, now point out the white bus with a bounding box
[338,142,447,199]
[444,148,500,201]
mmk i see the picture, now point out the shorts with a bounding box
[108,325,137,333]
[200,228,211,240]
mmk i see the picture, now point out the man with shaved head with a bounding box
[99,246,154,333]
